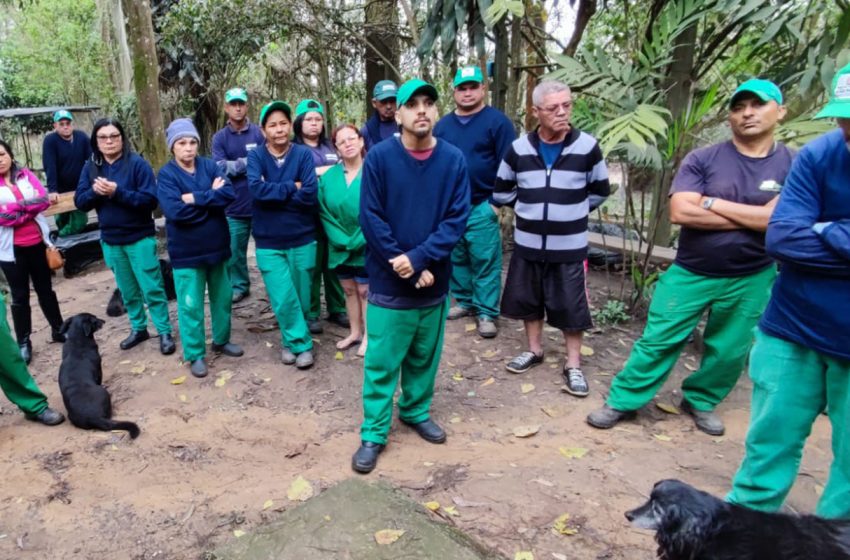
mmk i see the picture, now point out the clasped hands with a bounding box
[389,254,434,289]
[93,177,118,197]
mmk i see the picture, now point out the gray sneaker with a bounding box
[680,399,725,436]
[477,317,498,338]
[448,306,473,320]
[281,349,296,365]
[562,367,589,397]
[506,351,543,374]
[295,351,314,369]
[586,404,636,429]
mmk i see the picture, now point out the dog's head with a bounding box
[59,313,105,338]
[626,480,724,556]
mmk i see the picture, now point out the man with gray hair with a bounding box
[494,80,609,396]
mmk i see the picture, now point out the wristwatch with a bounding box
[701,197,716,210]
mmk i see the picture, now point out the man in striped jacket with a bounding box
[494,79,609,396]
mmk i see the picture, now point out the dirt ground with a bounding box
[0,255,833,560]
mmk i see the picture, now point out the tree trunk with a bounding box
[364,0,400,117]
[98,0,133,94]
[563,0,597,56]
[505,14,524,128]
[492,17,509,111]
[121,0,168,169]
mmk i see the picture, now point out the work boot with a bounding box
[295,351,314,369]
[307,319,323,334]
[477,317,497,338]
[401,418,446,444]
[232,291,249,304]
[281,349,297,365]
[586,404,636,429]
[190,358,208,378]
[25,407,65,426]
[159,333,176,355]
[352,441,384,474]
[120,329,149,350]
[211,342,244,357]
[448,306,473,320]
[680,399,725,436]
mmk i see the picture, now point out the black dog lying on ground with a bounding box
[58,313,140,439]
[626,479,850,559]
[106,258,176,317]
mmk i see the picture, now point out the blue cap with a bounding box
[730,79,783,107]
[372,80,398,101]
[53,110,73,122]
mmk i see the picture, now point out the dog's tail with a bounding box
[103,419,141,439]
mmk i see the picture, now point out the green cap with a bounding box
[259,100,292,126]
[295,99,324,118]
[396,79,438,106]
[372,80,398,101]
[225,87,248,103]
[730,79,783,107]
[453,65,484,88]
[815,62,850,119]
[53,110,73,122]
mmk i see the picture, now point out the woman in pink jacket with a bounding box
[0,140,65,364]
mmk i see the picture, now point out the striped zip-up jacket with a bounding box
[494,128,609,263]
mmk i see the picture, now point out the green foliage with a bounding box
[417,0,494,64]
[593,299,630,326]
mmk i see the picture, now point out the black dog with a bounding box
[106,258,176,317]
[58,313,140,439]
[626,479,850,559]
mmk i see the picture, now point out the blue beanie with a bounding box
[166,118,200,152]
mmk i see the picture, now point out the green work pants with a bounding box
[55,210,88,237]
[173,262,232,361]
[360,301,448,445]
[256,246,313,354]
[450,200,502,320]
[728,330,850,519]
[309,233,346,320]
[607,264,776,412]
[0,292,48,415]
[102,236,172,335]
[227,217,252,297]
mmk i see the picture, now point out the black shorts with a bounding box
[500,252,592,331]
[335,264,368,284]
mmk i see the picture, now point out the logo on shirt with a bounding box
[246,143,258,151]
[835,74,850,99]
[758,180,782,193]
[326,154,339,163]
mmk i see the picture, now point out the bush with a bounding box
[593,299,630,326]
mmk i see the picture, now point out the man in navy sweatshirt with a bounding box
[435,65,515,339]
[352,79,471,474]
[42,110,91,236]
[360,80,399,150]
[212,87,265,304]
[728,63,850,519]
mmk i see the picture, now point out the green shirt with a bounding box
[318,163,366,269]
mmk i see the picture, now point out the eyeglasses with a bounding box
[336,136,360,146]
[536,102,573,114]
[96,133,122,142]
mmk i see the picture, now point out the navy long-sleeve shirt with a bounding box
[75,153,158,245]
[42,130,92,194]
[359,137,471,306]
[211,121,264,219]
[434,106,515,205]
[157,157,234,269]
[760,129,850,360]
[247,143,318,250]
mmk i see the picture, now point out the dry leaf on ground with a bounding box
[521,383,535,394]
[233,529,246,538]
[131,364,146,374]
[559,446,589,459]
[480,377,495,387]
[656,402,681,415]
[442,505,459,517]
[262,499,274,510]
[580,345,594,356]
[334,351,344,360]
[374,529,405,545]
[170,376,186,385]
[653,433,672,442]
[515,552,534,560]
[512,425,540,438]
[287,476,314,501]
[423,501,440,511]
[464,324,476,332]
[552,513,580,536]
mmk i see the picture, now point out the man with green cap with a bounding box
[352,78,470,473]
[587,78,794,436]
[434,65,515,339]
[727,63,850,519]
[360,80,399,150]
[293,98,347,334]
[42,109,91,236]
[212,87,265,304]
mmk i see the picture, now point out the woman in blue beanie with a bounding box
[157,118,242,378]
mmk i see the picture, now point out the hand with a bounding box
[415,269,434,289]
[181,193,195,204]
[212,177,225,190]
[93,177,117,197]
[294,181,302,190]
[49,193,59,204]
[389,254,414,278]
[765,195,779,208]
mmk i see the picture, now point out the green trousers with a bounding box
[256,246,313,354]
[450,200,502,320]
[173,262,232,361]
[309,233,346,320]
[0,293,48,415]
[607,264,776,412]
[227,217,252,297]
[728,330,850,519]
[55,210,88,237]
[102,236,172,335]
[361,301,448,445]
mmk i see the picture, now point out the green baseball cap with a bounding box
[259,100,292,126]
[295,99,324,118]
[453,65,484,88]
[372,80,398,101]
[730,79,783,107]
[815,62,850,119]
[396,79,438,106]
[225,87,248,103]
[53,110,73,122]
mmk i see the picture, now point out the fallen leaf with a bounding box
[683,362,697,372]
[423,501,440,511]
[541,406,562,418]
[656,402,681,415]
[324,515,332,521]
[480,377,495,387]
[580,345,595,357]
[171,375,186,385]
[287,476,314,501]
[531,478,554,487]
[265,341,273,348]
[442,505,460,517]
[452,372,464,381]
[552,513,580,536]
[233,529,246,538]
[559,446,589,459]
[515,552,534,560]
[214,371,233,388]
[513,425,540,438]
[131,364,146,374]
[449,416,462,424]
[653,433,672,442]
[423,461,434,467]
[178,394,187,403]
[263,377,271,382]
[374,529,405,545]
[465,324,476,332]
[481,349,498,359]
[334,351,344,361]
[521,383,535,394]
[262,499,274,510]
[119,359,131,365]
[110,444,119,451]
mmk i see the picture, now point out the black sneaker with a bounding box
[506,351,543,374]
[562,366,589,397]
